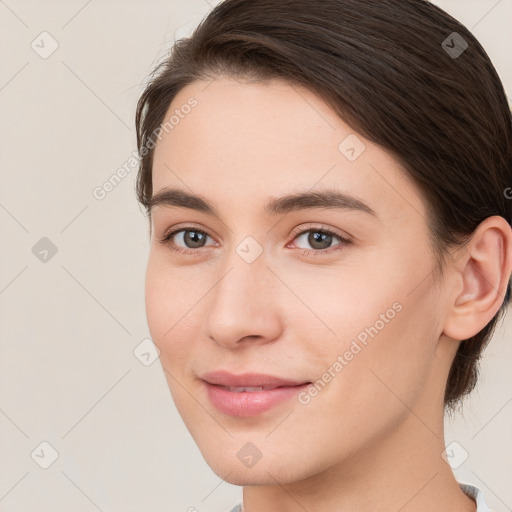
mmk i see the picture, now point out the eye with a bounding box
[158,226,216,255]
[289,224,351,256]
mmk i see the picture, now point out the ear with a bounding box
[442,215,512,341]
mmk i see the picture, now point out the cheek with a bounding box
[290,248,440,401]
[272,256,405,355]
[144,254,195,362]
[328,281,439,423]
[144,258,169,343]
[290,291,439,472]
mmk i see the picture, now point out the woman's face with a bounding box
[145,76,453,485]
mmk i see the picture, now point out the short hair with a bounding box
[135,0,512,413]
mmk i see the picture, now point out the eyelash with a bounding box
[158,224,352,257]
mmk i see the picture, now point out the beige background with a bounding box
[0,0,511,510]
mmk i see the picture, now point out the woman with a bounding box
[135,1,512,510]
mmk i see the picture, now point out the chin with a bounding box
[220,470,271,486]
[199,444,312,486]
[208,460,294,486]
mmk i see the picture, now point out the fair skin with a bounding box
[145,76,512,512]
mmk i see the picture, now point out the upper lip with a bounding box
[201,371,311,389]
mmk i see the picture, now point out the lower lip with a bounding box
[204,382,310,417]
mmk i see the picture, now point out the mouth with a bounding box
[217,385,285,392]
[200,371,312,417]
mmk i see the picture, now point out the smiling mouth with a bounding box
[200,370,311,388]
[203,380,312,417]
[216,384,309,392]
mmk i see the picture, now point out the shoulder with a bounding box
[226,485,491,512]
[459,482,492,512]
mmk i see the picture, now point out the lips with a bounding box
[201,370,310,389]
[200,371,312,416]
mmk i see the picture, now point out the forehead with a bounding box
[151,76,427,224]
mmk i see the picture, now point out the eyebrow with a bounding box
[147,187,378,219]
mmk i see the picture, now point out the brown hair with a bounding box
[135,0,512,412]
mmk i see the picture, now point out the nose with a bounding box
[205,251,283,349]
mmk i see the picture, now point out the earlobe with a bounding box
[443,216,512,341]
